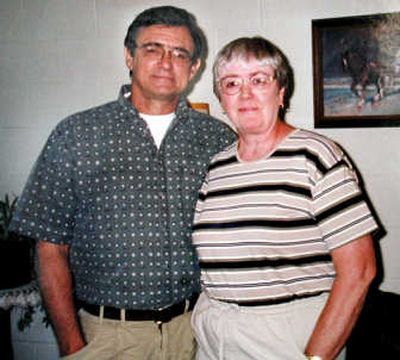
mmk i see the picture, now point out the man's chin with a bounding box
[149,95,179,104]
[150,88,181,101]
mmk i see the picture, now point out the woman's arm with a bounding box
[304,234,376,360]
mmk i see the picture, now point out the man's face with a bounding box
[125,25,200,105]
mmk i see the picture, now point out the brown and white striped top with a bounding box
[192,129,378,305]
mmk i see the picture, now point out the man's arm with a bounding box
[37,240,86,356]
[304,234,376,360]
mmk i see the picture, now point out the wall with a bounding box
[1,0,399,358]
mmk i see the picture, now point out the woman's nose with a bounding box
[239,81,253,97]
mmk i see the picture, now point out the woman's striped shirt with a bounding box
[192,129,378,305]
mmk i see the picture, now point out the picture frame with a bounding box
[189,102,210,114]
[312,12,400,128]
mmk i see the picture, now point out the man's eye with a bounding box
[173,50,189,60]
[144,45,160,54]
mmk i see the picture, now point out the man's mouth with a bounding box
[153,74,174,82]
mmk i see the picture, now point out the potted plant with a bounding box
[0,194,35,290]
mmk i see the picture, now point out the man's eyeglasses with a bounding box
[136,42,193,65]
[218,72,276,95]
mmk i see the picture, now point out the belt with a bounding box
[223,291,327,306]
[80,293,199,323]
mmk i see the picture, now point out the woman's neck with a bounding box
[237,122,294,162]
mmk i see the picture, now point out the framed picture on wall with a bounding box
[189,102,210,114]
[312,12,400,128]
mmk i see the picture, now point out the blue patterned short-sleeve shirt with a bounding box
[11,85,235,309]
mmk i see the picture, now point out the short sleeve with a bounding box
[312,154,378,250]
[10,121,77,244]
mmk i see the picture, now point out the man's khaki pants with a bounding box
[61,309,196,360]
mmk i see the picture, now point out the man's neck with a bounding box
[129,85,179,115]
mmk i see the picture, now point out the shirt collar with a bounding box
[118,84,190,122]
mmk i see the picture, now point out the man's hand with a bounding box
[37,241,86,356]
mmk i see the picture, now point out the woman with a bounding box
[191,37,377,360]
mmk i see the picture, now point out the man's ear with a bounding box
[188,59,202,81]
[124,47,134,71]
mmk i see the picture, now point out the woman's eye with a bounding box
[253,77,268,85]
[225,80,240,88]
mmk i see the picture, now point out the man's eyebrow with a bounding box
[138,41,163,47]
[140,41,191,54]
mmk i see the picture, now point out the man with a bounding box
[10,6,234,359]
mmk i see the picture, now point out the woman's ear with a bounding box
[279,87,286,107]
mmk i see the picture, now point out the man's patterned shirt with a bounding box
[10,85,235,309]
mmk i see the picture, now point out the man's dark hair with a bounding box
[124,6,205,63]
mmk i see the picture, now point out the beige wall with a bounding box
[1,0,400,297]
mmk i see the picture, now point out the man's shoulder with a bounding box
[55,99,123,131]
[187,109,235,136]
[66,99,121,121]
[188,108,224,125]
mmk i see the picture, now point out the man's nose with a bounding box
[159,49,173,68]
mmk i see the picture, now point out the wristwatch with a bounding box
[305,355,322,360]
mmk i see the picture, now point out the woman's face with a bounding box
[217,57,285,137]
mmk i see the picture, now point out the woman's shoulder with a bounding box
[208,141,237,165]
[286,128,346,166]
[289,128,344,154]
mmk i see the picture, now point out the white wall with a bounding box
[1,0,400,357]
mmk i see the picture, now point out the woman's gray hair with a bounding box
[213,37,294,119]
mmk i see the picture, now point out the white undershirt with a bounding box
[140,112,175,148]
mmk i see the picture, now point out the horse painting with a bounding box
[341,38,384,107]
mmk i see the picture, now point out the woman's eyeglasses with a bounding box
[218,72,276,95]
